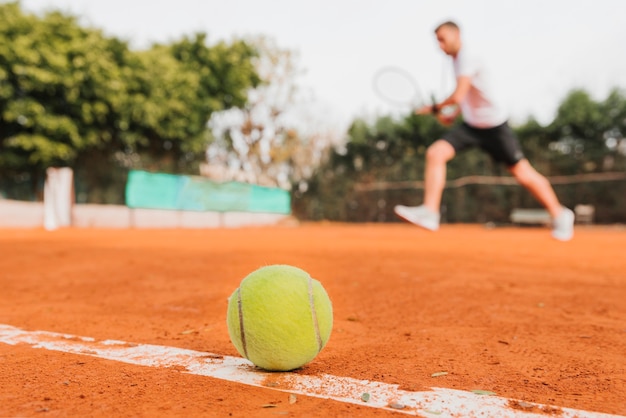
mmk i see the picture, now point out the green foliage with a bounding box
[170,34,261,111]
[295,89,626,224]
[0,3,114,170]
[294,112,447,221]
[0,2,261,202]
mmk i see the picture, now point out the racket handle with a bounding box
[430,94,439,115]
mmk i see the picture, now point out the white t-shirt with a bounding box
[453,47,508,128]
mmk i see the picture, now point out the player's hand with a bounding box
[436,113,456,126]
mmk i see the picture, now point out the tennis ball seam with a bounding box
[236,288,249,360]
[307,275,323,353]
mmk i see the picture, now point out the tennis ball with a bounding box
[226,265,333,371]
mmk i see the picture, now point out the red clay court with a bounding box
[0,224,624,417]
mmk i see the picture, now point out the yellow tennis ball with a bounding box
[226,264,333,371]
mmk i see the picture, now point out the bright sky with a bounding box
[21,0,626,132]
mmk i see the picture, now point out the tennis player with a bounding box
[394,21,575,241]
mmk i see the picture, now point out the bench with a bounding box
[574,204,594,224]
[510,208,551,226]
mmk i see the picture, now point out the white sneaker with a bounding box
[551,207,574,241]
[394,205,440,231]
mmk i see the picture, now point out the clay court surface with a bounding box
[0,224,624,417]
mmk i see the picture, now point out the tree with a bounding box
[162,33,261,167]
[293,111,448,221]
[206,36,335,190]
[295,88,626,223]
[0,2,261,202]
[543,89,625,170]
[543,88,626,221]
[0,3,127,193]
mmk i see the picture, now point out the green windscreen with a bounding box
[125,170,291,214]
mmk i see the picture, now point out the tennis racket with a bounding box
[372,66,435,111]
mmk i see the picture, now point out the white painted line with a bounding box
[0,324,620,417]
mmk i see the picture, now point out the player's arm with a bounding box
[433,75,471,112]
[415,75,471,116]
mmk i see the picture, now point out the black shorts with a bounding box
[442,121,525,167]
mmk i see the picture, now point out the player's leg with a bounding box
[395,123,479,230]
[508,160,574,241]
[394,139,455,230]
[508,160,560,217]
[481,122,574,241]
[423,140,456,212]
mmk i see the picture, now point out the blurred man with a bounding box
[394,21,574,241]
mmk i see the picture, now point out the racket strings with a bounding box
[373,68,423,107]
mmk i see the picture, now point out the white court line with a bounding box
[0,324,621,418]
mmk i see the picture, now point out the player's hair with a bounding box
[434,21,460,33]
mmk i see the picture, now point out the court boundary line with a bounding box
[0,324,621,418]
